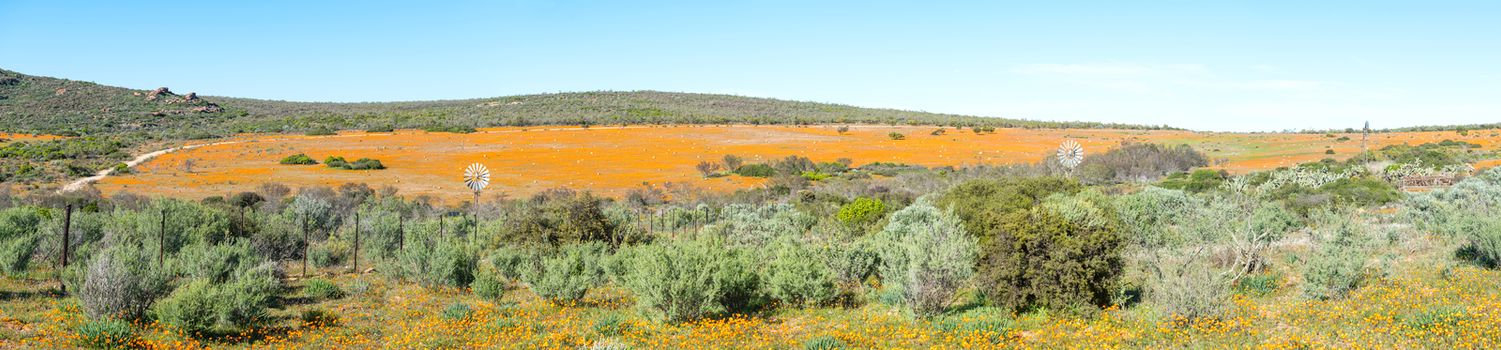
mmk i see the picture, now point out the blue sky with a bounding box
[3,1,1498,131]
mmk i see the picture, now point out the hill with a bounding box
[0,68,1163,139]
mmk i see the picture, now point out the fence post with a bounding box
[302,213,309,278]
[59,204,72,293]
[397,213,404,253]
[159,208,166,268]
[352,211,360,274]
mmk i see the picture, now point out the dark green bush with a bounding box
[1157,169,1227,193]
[279,153,318,165]
[1075,142,1208,184]
[1320,177,1401,207]
[593,313,627,337]
[970,191,1123,312]
[888,132,905,140]
[936,177,1081,245]
[734,164,775,178]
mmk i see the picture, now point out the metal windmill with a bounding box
[463,163,490,240]
[1057,140,1085,171]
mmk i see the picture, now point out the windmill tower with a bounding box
[463,163,490,241]
[1361,121,1370,153]
[1057,140,1084,175]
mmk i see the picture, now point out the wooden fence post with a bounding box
[59,204,72,293]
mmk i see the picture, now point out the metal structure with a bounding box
[463,163,490,240]
[1057,140,1084,169]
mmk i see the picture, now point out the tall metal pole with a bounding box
[473,191,480,245]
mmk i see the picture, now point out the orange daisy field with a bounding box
[92,125,1499,201]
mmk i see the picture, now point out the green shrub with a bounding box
[0,207,43,275]
[619,235,759,323]
[153,279,219,334]
[217,263,282,329]
[322,156,386,170]
[75,318,136,349]
[303,278,344,300]
[836,197,884,226]
[171,239,261,284]
[488,246,535,282]
[872,201,977,318]
[392,237,476,288]
[300,308,340,327]
[1301,212,1369,300]
[305,126,337,136]
[703,203,815,248]
[593,313,627,337]
[472,269,506,301]
[441,302,473,320]
[968,189,1122,312]
[522,242,607,303]
[1236,273,1279,297]
[324,156,348,168]
[803,335,848,350]
[1402,306,1469,334]
[1320,177,1402,207]
[345,158,386,170]
[1157,169,1227,193]
[279,153,318,165]
[79,245,168,321]
[310,239,350,268]
[1075,143,1208,184]
[762,239,838,307]
[733,164,775,177]
[888,132,905,140]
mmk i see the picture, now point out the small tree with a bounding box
[695,160,722,177]
[722,154,744,171]
[888,132,906,141]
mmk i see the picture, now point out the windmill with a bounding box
[463,163,490,240]
[1057,140,1084,171]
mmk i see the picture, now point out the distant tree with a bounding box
[837,126,850,134]
[695,160,721,177]
[888,132,906,141]
[721,154,744,170]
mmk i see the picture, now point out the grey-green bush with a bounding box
[762,238,838,307]
[472,269,506,301]
[391,236,476,288]
[618,235,757,323]
[1301,211,1369,300]
[871,201,976,318]
[217,262,283,329]
[0,207,43,275]
[79,245,168,321]
[522,242,607,303]
[153,279,219,334]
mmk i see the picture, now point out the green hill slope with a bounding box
[2,68,1163,138]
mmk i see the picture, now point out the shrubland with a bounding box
[0,141,1498,348]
